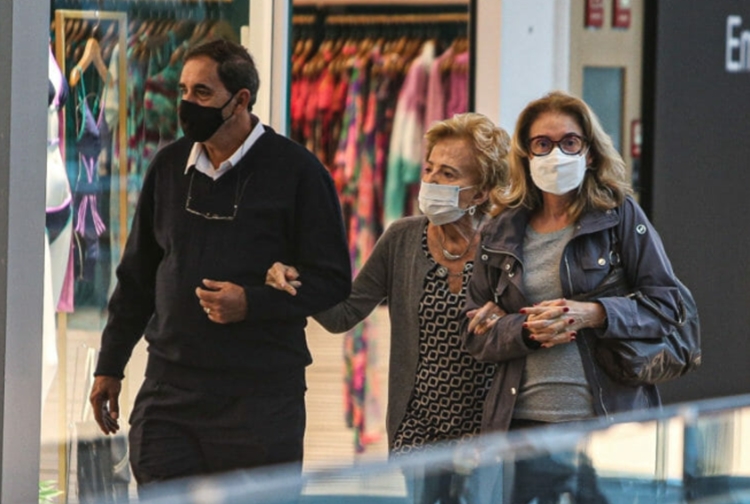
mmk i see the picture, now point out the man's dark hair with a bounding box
[184,39,260,111]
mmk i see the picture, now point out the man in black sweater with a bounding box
[88,39,351,489]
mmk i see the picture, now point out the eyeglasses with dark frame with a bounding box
[185,168,252,221]
[528,133,588,156]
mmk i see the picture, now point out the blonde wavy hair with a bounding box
[499,91,632,221]
[424,113,511,216]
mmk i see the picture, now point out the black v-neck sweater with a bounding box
[95,129,351,393]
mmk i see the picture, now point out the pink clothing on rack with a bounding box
[424,47,453,129]
[446,51,470,118]
[384,41,435,227]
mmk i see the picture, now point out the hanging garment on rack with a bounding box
[446,51,469,119]
[425,47,470,131]
[333,52,368,226]
[125,35,149,233]
[142,30,183,161]
[344,50,387,453]
[73,69,108,284]
[327,55,353,173]
[143,58,183,155]
[313,52,337,167]
[384,40,435,228]
[424,46,454,130]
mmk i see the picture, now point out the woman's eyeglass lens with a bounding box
[529,134,587,156]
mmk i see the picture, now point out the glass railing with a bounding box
[64,393,750,503]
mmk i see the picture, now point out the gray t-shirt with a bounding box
[513,224,595,423]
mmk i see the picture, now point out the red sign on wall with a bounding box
[612,0,632,29]
[630,119,642,159]
[586,0,605,28]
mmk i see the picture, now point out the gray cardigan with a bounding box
[314,216,432,448]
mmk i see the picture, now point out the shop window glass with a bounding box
[44,1,249,501]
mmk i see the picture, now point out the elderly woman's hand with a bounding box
[521,299,606,348]
[265,262,302,296]
[467,301,507,335]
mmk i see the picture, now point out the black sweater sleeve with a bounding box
[243,153,352,321]
[95,162,164,378]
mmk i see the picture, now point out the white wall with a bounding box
[244,0,290,134]
[475,0,570,134]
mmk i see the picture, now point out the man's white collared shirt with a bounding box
[184,119,265,180]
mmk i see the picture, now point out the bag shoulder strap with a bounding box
[611,204,688,326]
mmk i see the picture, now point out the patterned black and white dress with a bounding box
[391,227,496,454]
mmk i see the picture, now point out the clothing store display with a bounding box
[292,11,471,452]
[53,10,233,315]
[44,47,75,406]
[47,46,75,311]
[74,73,109,283]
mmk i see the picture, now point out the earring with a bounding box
[468,206,476,216]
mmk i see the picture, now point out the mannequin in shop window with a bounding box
[266,113,511,504]
[43,46,74,405]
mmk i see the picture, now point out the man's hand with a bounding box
[89,376,122,435]
[196,279,248,323]
[265,262,301,296]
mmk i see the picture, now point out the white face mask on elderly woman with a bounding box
[418,182,476,226]
[529,147,587,195]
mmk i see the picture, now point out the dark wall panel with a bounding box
[646,0,750,403]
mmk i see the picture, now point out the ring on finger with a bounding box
[204,307,211,315]
[488,313,499,322]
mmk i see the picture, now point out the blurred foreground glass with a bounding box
[62,394,750,504]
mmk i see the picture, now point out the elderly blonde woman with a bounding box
[267,113,510,503]
[464,91,684,434]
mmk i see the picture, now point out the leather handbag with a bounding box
[573,228,701,386]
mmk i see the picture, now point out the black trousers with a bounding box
[508,419,607,504]
[129,378,305,491]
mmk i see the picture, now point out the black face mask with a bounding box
[178,93,236,142]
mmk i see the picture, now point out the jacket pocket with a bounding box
[574,248,612,296]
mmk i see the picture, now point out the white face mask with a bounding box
[418,182,476,226]
[529,147,588,195]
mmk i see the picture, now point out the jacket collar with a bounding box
[482,203,621,257]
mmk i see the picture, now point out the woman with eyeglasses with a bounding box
[462,91,685,503]
[266,113,510,504]
[463,91,684,433]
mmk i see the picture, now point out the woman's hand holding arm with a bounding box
[522,299,606,348]
[467,301,507,335]
[265,262,303,296]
